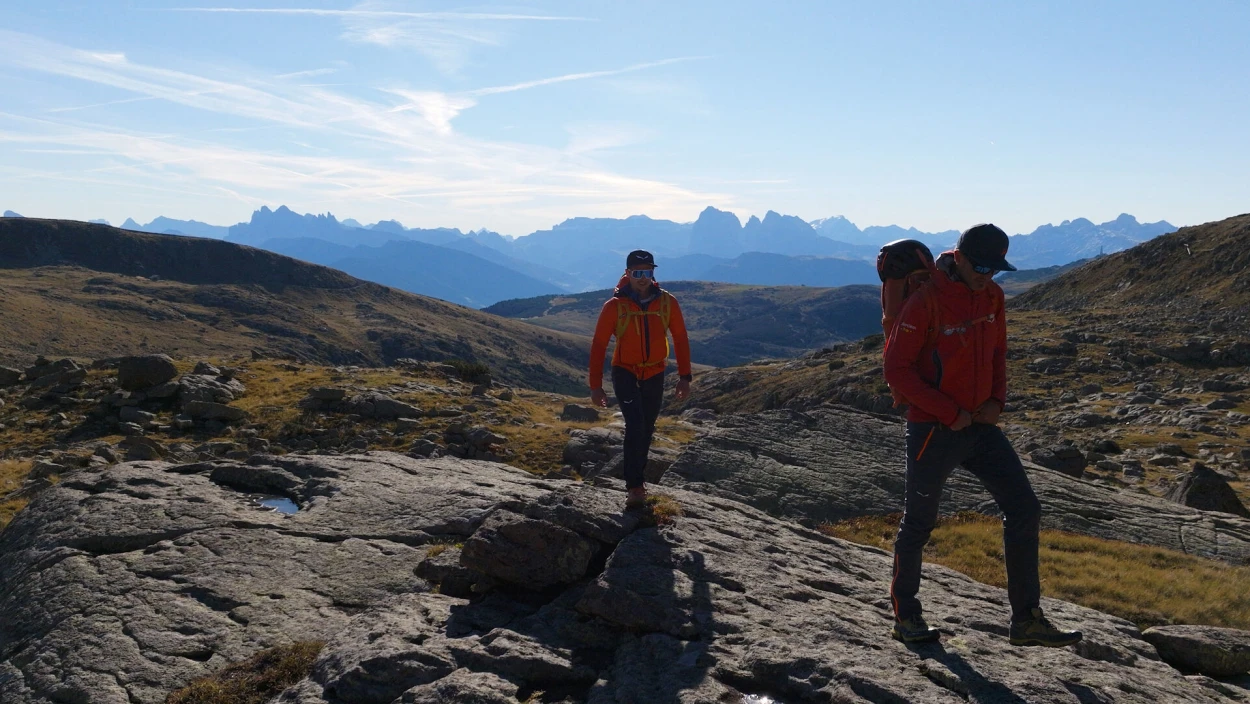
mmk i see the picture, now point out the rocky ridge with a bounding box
[662,407,1250,565]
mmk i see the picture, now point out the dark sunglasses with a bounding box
[629,269,654,279]
[971,263,997,275]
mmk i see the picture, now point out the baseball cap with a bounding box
[957,224,1017,272]
[626,250,657,268]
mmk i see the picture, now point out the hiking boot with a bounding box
[624,486,647,510]
[1009,608,1083,647]
[891,614,941,643]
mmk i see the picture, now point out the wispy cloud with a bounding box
[172,7,588,21]
[468,57,706,97]
[172,4,591,74]
[275,67,339,80]
[0,30,728,231]
[382,57,706,132]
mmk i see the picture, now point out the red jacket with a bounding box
[589,276,692,389]
[883,254,1007,425]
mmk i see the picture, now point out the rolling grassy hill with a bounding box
[1012,213,1250,314]
[0,218,591,393]
[485,280,882,367]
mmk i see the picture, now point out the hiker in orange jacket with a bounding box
[588,250,692,508]
[883,224,1082,648]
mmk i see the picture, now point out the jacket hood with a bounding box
[613,274,661,299]
[933,250,999,300]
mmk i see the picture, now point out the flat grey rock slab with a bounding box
[663,407,1250,564]
[1143,625,1250,677]
[0,452,1244,703]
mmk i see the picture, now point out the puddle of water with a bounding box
[256,496,299,515]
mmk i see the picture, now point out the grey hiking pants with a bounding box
[891,421,1042,622]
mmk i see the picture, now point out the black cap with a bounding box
[626,250,656,268]
[957,223,1017,272]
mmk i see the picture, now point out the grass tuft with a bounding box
[822,511,1250,629]
[0,459,34,532]
[164,641,325,704]
[644,494,683,526]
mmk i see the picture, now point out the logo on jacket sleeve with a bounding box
[900,322,917,332]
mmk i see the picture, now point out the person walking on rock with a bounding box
[589,250,693,509]
[882,224,1082,647]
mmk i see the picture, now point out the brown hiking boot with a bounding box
[624,486,647,510]
[1009,607,1083,647]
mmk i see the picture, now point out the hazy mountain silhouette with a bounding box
[93,205,1177,295]
[2,211,22,218]
[701,252,878,287]
[1007,214,1174,269]
[259,237,567,308]
[226,206,403,248]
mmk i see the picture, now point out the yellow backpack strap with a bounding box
[659,291,672,329]
[614,298,630,340]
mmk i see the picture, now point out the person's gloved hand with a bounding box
[590,388,608,408]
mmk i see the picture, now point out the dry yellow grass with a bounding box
[643,493,683,526]
[823,511,1250,629]
[164,641,324,704]
[0,459,33,532]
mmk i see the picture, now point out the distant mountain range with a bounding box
[6,204,1177,307]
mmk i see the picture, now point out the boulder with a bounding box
[344,392,422,420]
[0,367,22,387]
[1029,445,1088,478]
[1142,625,1250,677]
[459,510,595,590]
[182,400,248,422]
[560,403,601,422]
[307,387,347,402]
[178,374,246,405]
[117,355,178,390]
[1166,463,1250,517]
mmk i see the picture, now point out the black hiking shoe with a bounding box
[892,614,941,643]
[1009,608,1083,647]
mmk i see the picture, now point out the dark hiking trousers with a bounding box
[891,421,1042,622]
[611,366,665,489]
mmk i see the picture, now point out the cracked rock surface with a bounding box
[0,451,1246,703]
[663,407,1250,564]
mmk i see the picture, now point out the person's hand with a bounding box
[590,388,608,408]
[949,409,974,431]
[675,378,691,401]
[973,399,1003,425]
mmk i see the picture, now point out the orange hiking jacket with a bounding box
[588,276,692,389]
[883,253,1008,426]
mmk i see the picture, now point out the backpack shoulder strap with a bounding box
[614,298,630,339]
[659,290,672,329]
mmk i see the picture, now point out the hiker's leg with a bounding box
[611,367,647,490]
[962,425,1042,621]
[639,372,665,458]
[892,422,964,620]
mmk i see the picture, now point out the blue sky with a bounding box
[1,1,1247,236]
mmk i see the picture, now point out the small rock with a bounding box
[0,366,22,387]
[1149,455,1180,467]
